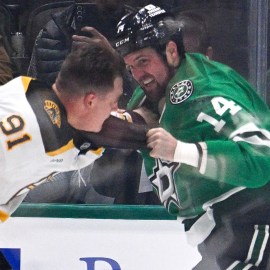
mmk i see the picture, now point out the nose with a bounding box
[131,67,146,82]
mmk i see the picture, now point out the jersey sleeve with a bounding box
[0,193,28,222]
[72,112,148,152]
[178,95,270,188]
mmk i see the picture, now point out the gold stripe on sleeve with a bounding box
[0,210,9,222]
[46,140,75,156]
[21,76,33,92]
[47,140,104,156]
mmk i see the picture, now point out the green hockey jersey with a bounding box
[128,53,270,220]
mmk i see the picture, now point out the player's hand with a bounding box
[72,26,114,53]
[146,128,177,161]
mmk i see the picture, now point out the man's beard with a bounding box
[142,64,176,103]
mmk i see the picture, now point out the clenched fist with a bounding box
[147,128,177,161]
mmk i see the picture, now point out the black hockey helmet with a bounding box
[114,4,185,58]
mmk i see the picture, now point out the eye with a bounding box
[137,57,149,68]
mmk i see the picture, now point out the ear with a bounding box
[206,46,213,60]
[84,92,96,109]
[165,41,180,68]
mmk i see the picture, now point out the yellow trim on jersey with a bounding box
[0,210,9,222]
[46,139,75,156]
[46,140,104,156]
[91,147,104,155]
[21,76,33,92]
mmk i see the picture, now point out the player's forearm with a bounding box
[73,112,149,151]
[175,138,270,188]
[146,124,270,186]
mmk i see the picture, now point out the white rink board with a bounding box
[0,217,201,270]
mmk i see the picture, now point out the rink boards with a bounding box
[0,204,201,270]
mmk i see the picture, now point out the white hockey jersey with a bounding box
[0,76,103,221]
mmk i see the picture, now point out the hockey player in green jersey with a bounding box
[114,4,270,270]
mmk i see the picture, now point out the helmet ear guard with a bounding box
[115,4,185,57]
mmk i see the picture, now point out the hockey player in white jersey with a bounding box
[0,41,147,222]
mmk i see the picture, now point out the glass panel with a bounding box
[11,1,269,216]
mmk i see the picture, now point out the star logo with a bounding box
[170,80,193,104]
[149,159,181,209]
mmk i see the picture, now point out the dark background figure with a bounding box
[175,11,213,59]
[0,1,17,83]
[0,35,13,85]
[27,0,137,107]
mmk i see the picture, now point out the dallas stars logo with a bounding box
[44,100,61,128]
[170,80,193,104]
[149,159,181,210]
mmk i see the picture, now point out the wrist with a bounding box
[173,141,199,167]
